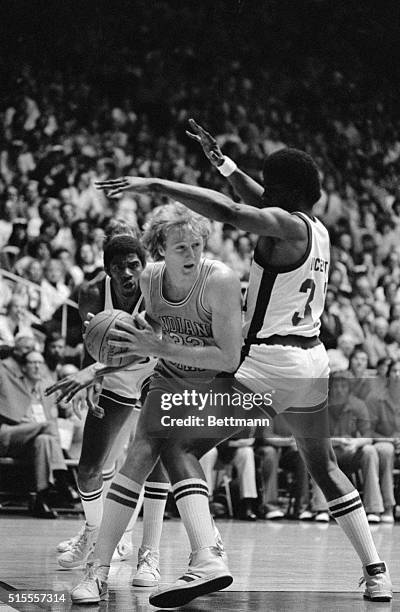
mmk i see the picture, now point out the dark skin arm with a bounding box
[186,118,264,208]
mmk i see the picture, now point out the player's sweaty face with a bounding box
[109,254,143,295]
[163,226,204,277]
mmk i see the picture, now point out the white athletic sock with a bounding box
[141,481,169,550]
[94,473,142,566]
[78,485,103,527]
[173,478,215,552]
[102,464,117,500]
[328,490,381,566]
[103,464,144,536]
[126,486,145,532]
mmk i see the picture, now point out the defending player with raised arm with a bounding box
[95,122,392,604]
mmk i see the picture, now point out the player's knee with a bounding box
[78,463,102,484]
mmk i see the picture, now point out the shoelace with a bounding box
[69,525,85,548]
[358,576,365,588]
[71,532,88,553]
[138,550,159,574]
[81,564,97,585]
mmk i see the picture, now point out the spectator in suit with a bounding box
[0,345,68,517]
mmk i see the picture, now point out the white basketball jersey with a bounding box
[243,212,330,341]
[101,276,156,401]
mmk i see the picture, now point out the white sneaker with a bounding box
[315,512,330,523]
[367,513,381,524]
[58,524,98,569]
[131,546,160,587]
[56,525,85,553]
[380,511,394,524]
[298,510,314,521]
[149,546,233,609]
[360,561,392,602]
[70,560,109,604]
[265,508,285,520]
[111,531,134,562]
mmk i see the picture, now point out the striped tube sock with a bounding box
[78,485,103,527]
[94,473,142,566]
[102,464,117,500]
[126,486,145,531]
[141,482,170,550]
[103,464,144,536]
[173,478,215,552]
[328,490,381,566]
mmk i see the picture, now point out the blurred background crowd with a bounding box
[1,0,400,521]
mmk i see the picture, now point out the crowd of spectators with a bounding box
[1,2,400,519]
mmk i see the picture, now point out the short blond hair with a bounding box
[143,202,211,260]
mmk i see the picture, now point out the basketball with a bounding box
[84,309,141,367]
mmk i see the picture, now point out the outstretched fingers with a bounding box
[45,378,70,397]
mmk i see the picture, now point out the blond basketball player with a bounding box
[93,120,392,604]
[67,203,242,608]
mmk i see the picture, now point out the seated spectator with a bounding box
[53,248,84,291]
[218,436,258,521]
[255,417,310,520]
[335,290,364,343]
[311,371,391,523]
[39,259,70,322]
[0,291,39,349]
[366,358,400,522]
[327,333,357,372]
[363,316,391,368]
[0,344,69,517]
[43,332,67,382]
[349,347,374,400]
[75,242,103,282]
[374,358,391,395]
[23,258,44,318]
[387,320,400,361]
[0,272,12,314]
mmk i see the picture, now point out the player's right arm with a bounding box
[186,118,264,208]
[45,279,138,410]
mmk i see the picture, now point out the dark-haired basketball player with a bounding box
[93,120,392,604]
[47,232,168,584]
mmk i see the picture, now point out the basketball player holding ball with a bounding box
[68,203,241,607]
[47,232,169,585]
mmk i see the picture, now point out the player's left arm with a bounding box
[109,266,242,373]
[96,176,304,241]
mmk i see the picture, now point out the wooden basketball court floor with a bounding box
[0,516,398,612]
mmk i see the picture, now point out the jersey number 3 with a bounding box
[292,278,316,326]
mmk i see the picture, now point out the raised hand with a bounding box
[94,176,149,198]
[186,118,224,167]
